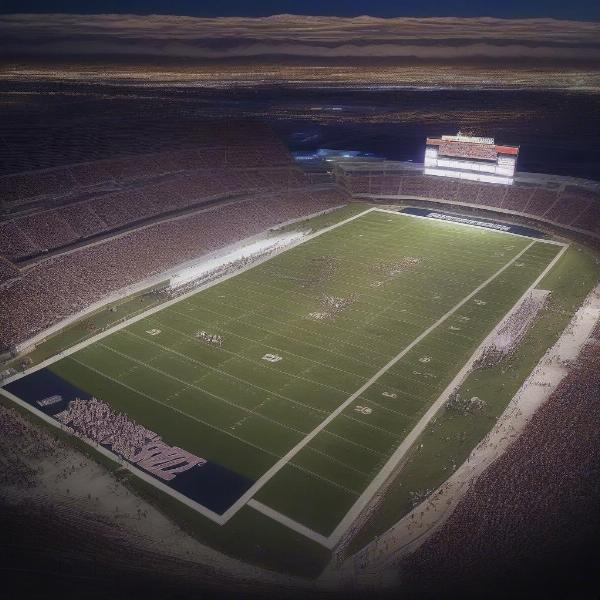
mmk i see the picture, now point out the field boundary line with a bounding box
[239,239,537,532]
[0,386,232,525]
[2,206,381,388]
[375,207,568,246]
[0,207,568,538]
[247,500,330,546]
[325,242,569,550]
[330,258,595,588]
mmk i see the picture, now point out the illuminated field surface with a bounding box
[3,208,566,575]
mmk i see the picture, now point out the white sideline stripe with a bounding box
[325,241,570,549]
[0,387,230,525]
[70,355,361,504]
[0,207,567,537]
[0,205,382,526]
[2,206,380,388]
[239,239,538,537]
[247,499,330,546]
[373,207,567,246]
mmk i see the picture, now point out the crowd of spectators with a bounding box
[572,202,600,236]
[0,164,310,261]
[399,336,600,598]
[0,404,63,489]
[341,170,600,236]
[0,122,294,208]
[0,188,347,352]
[437,141,498,161]
[474,291,549,368]
[0,256,20,285]
[501,186,534,212]
[524,188,560,217]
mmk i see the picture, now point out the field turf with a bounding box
[38,208,563,551]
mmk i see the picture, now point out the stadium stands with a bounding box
[524,188,560,217]
[572,202,600,236]
[438,140,498,161]
[0,122,295,210]
[501,186,534,212]
[0,221,39,259]
[337,165,600,238]
[0,257,20,286]
[0,166,309,261]
[476,184,508,208]
[400,334,600,598]
[0,188,347,352]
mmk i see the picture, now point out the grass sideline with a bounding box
[3,203,585,578]
[345,243,600,556]
[3,202,371,373]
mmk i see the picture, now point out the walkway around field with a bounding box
[326,279,600,592]
[1,207,568,540]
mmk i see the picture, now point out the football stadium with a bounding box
[1,121,599,585]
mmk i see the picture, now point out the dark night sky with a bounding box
[1,0,599,20]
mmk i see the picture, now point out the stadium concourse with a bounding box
[0,121,347,354]
[1,121,600,592]
[2,126,600,357]
[335,161,600,240]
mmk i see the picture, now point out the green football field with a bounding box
[45,208,562,548]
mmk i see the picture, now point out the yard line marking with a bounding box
[225,240,537,521]
[124,327,354,405]
[304,446,372,478]
[243,274,441,335]
[324,241,569,550]
[69,356,360,514]
[322,429,388,457]
[120,333,392,460]
[146,325,406,440]
[361,398,412,419]
[69,356,282,461]
[197,293,407,355]
[97,341,314,438]
[287,461,361,496]
[162,309,377,378]
[177,301,396,362]
[253,254,513,314]
[336,413,403,439]
[240,276,444,324]
[226,279,442,334]
[138,322,410,439]
[169,305,385,370]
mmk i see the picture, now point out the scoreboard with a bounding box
[424,133,519,185]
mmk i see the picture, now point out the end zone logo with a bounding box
[55,396,206,482]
